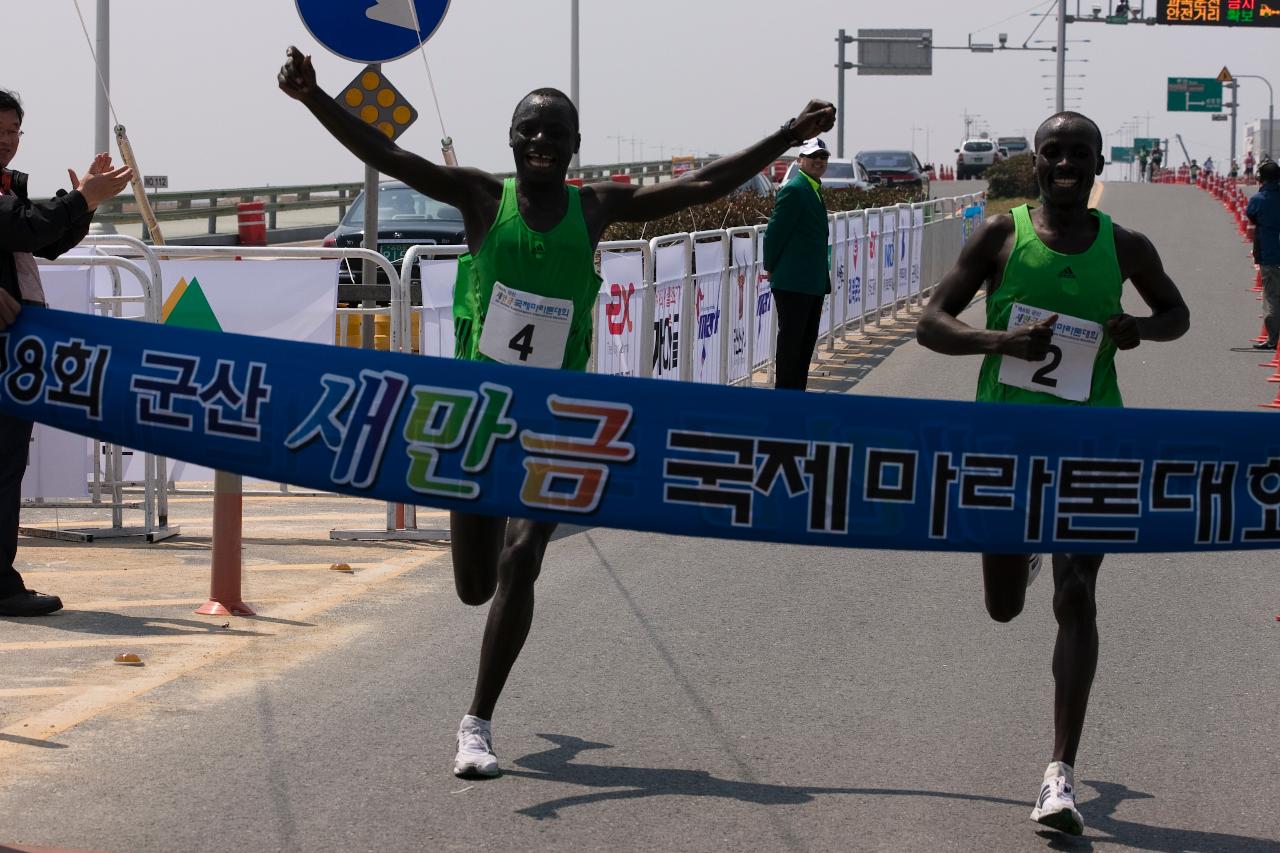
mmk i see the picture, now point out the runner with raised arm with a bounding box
[279,46,835,779]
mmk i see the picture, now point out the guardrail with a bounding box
[93,157,718,238]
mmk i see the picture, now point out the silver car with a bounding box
[780,157,871,191]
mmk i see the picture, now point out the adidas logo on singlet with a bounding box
[1058,266,1077,279]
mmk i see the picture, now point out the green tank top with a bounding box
[453,178,601,371]
[976,204,1124,407]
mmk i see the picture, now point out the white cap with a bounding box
[798,138,828,156]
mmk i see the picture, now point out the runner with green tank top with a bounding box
[278,46,839,782]
[453,178,600,371]
[975,203,1124,407]
[918,112,1188,838]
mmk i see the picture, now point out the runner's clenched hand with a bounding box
[1001,313,1058,361]
[788,100,837,141]
[278,47,319,102]
[1106,312,1141,350]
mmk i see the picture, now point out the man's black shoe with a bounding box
[0,589,63,617]
[1252,340,1278,351]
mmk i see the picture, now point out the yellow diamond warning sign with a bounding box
[337,66,418,141]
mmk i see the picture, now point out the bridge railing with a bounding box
[93,157,718,237]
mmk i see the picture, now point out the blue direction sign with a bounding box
[296,0,451,64]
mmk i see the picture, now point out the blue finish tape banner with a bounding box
[4,308,1280,553]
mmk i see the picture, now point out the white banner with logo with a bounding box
[910,208,925,296]
[420,257,459,358]
[595,251,645,378]
[848,213,865,322]
[864,210,881,316]
[133,259,339,483]
[727,236,754,384]
[692,240,725,385]
[23,266,95,499]
[754,263,775,373]
[652,243,685,380]
[897,207,912,300]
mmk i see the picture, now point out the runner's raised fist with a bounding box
[279,46,319,101]
[789,100,837,141]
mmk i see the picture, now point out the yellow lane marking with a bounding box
[20,563,385,579]
[0,551,443,764]
[0,634,228,652]
[70,597,287,611]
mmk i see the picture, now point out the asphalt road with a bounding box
[1,183,1277,853]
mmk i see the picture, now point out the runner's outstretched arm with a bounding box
[1108,227,1190,349]
[277,46,495,212]
[588,100,836,225]
[917,215,1057,361]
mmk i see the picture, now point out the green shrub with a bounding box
[601,185,924,242]
[984,153,1039,200]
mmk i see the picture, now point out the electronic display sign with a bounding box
[1156,0,1280,26]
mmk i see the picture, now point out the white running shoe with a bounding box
[1030,761,1084,835]
[453,714,500,778]
[1026,553,1044,588]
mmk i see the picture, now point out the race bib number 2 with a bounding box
[997,303,1102,402]
[478,282,574,369]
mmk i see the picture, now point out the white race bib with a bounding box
[478,282,574,369]
[997,303,1102,402]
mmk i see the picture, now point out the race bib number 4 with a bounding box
[997,303,1102,402]
[478,282,574,369]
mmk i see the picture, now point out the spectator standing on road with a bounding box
[1137,148,1148,183]
[1248,158,1280,351]
[278,46,837,780]
[762,138,831,390]
[0,90,131,617]
[917,111,1189,837]
[1245,150,1256,182]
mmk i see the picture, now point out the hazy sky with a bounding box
[6,0,1276,196]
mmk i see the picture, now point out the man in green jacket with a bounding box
[764,138,831,389]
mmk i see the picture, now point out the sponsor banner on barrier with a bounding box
[5,306,1280,554]
[896,207,911,300]
[881,211,898,308]
[652,243,684,380]
[865,210,880,316]
[692,241,724,385]
[848,214,865,320]
[23,267,95,499]
[727,237,754,385]
[911,207,925,296]
[420,257,458,358]
[596,251,645,378]
[753,266,774,373]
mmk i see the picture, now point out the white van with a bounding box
[955,139,1000,179]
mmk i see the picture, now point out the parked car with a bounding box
[780,157,872,191]
[955,138,1001,179]
[734,171,775,197]
[323,181,467,282]
[853,149,932,195]
[997,135,1031,156]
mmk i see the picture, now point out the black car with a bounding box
[853,150,932,195]
[324,181,467,282]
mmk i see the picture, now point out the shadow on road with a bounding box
[510,736,1279,852]
[507,732,1025,821]
[0,610,273,638]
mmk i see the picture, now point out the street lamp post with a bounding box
[1234,74,1276,160]
[1056,0,1066,113]
[95,0,110,156]
[570,0,580,169]
[836,30,854,157]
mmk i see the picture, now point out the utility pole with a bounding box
[607,135,624,164]
[570,0,580,169]
[95,0,110,156]
[1055,0,1066,113]
[835,30,854,157]
[1227,79,1239,169]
